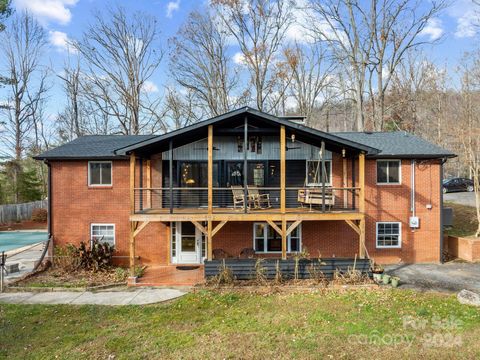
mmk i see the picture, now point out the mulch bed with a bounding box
[12,266,126,289]
[0,221,47,231]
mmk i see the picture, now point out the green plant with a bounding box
[114,267,128,282]
[78,239,114,272]
[134,265,146,278]
[53,244,80,270]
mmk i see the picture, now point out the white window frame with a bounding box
[253,222,302,254]
[88,161,113,186]
[306,160,332,186]
[376,159,401,185]
[376,222,402,249]
[90,223,116,247]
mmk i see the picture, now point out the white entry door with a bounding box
[178,222,202,264]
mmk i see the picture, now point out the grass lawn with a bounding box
[445,202,479,238]
[1,289,479,359]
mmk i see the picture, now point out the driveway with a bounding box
[444,191,476,207]
[385,263,480,293]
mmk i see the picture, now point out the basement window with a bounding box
[88,161,112,186]
[253,223,301,253]
[376,222,401,248]
[91,224,115,247]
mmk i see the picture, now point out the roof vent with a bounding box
[279,115,306,125]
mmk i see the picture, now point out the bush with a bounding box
[31,208,47,222]
[53,244,80,270]
[78,239,114,272]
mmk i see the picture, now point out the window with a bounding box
[376,160,401,184]
[306,160,332,186]
[91,224,115,247]
[253,223,302,253]
[376,222,401,248]
[88,161,112,186]
[171,222,177,258]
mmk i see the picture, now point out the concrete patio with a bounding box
[0,288,187,305]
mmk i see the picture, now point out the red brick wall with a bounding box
[49,157,442,265]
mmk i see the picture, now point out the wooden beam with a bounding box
[129,211,366,223]
[166,222,171,265]
[286,220,302,237]
[207,220,213,261]
[192,220,208,235]
[359,217,366,259]
[133,221,150,238]
[208,125,213,214]
[243,117,248,214]
[343,156,348,209]
[266,219,282,236]
[281,218,287,260]
[321,141,326,213]
[129,221,137,276]
[345,219,360,236]
[146,159,151,209]
[280,125,286,214]
[359,152,365,213]
[130,153,135,214]
[212,220,227,237]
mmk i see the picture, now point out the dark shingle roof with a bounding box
[33,135,155,160]
[333,132,455,158]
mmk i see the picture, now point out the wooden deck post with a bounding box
[342,150,347,209]
[280,125,286,214]
[208,125,213,215]
[359,217,366,259]
[243,116,248,213]
[146,159,151,209]
[359,152,365,213]
[130,153,135,214]
[169,140,173,214]
[321,141,326,213]
[207,220,213,261]
[130,221,137,277]
[281,217,287,260]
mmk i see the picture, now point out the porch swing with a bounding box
[297,144,335,210]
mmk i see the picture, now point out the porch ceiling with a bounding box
[115,107,379,158]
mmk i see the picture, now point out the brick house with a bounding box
[35,107,455,281]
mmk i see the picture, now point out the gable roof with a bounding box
[334,132,455,159]
[33,108,455,161]
[114,107,378,156]
[33,135,155,160]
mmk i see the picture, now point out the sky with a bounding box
[5,0,480,132]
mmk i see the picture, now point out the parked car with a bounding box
[442,177,474,193]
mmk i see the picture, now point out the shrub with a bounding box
[78,239,114,272]
[53,244,80,270]
[31,208,47,222]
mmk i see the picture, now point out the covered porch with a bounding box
[118,108,377,278]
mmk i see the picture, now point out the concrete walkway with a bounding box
[0,288,187,305]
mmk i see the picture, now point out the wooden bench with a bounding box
[297,188,335,209]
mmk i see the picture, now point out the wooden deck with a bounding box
[131,206,363,222]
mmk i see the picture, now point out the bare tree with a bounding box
[212,0,294,112]
[456,53,480,236]
[0,11,48,160]
[285,41,336,126]
[170,9,244,116]
[57,58,85,142]
[71,6,163,134]
[162,87,203,131]
[307,0,447,131]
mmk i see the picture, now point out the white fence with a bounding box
[0,200,48,224]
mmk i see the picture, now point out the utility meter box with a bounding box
[409,216,420,228]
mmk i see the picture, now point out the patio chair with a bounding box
[239,247,255,259]
[231,186,255,210]
[247,186,271,209]
[213,248,230,259]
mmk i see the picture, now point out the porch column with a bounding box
[146,159,151,209]
[281,218,287,260]
[359,152,365,213]
[208,125,213,214]
[169,140,173,214]
[129,153,136,277]
[207,220,213,261]
[342,149,347,209]
[359,217,366,259]
[280,125,286,214]
[243,116,248,213]
[321,141,326,213]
